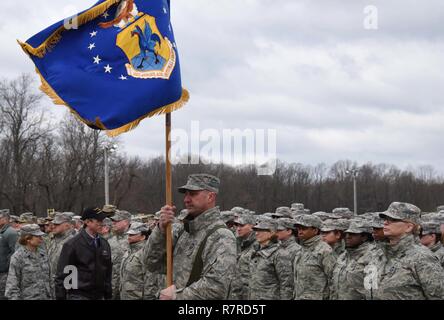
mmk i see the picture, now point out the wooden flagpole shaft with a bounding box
[165,112,173,287]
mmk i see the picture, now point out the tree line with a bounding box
[1,74,443,216]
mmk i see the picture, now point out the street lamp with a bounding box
[346,169,359,215]
[104,143,117,205]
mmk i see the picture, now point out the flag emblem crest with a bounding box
[116,12,176,79]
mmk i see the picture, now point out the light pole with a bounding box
[346,169,358,215]
[104,143,117,205]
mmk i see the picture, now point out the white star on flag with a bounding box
[90,31,97,37]
[104,64,112,73]
[88,43,96,50]
[93,55,101,64]
[119,75,128,80]
[103,12,109,19]
[163,7,167,14]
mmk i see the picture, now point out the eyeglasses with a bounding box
[383,217,403,223]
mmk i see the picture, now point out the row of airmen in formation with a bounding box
[1,177,444,300]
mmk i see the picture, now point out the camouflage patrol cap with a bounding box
[369,213,384,229]
[63,212,76,218]
[345,219,373,234]
[9,215,19,223]
[110,210,132,222]
[230,207,244,216]
[126,222,149,235]
[436,205,444,212]
[253,219,277,232]
[291,203,304,211]
[178,173,220,194]
[0,209,10,218]
[320,219,349,232]
[102,217,113,228]
[291,209,306,217]
[304,209,311,214]
[277,218,296,231]
[234,214,256,226]
[294,214,322,229]
[435,212,444,225]
[220,211,235,224]
[420,213,437,223]
[379,202,421,224]
[19,212,36,224]
[330,208,354,219]
[272,207,292,219]
[53,212,73,225]
[420,221,441,235]
[73,215,82,221]
[312,211,330,221]
[256,214,273,224]
[20,224,45,237]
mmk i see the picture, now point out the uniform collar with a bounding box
[429,242,443,253]
[300,234,322,248]
[240,231,256,250]
[183,206,221,234]
[384,234,414,256]
[280,236,296,248]
[129,240,145,252]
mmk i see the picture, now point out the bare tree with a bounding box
[0,74,50,213]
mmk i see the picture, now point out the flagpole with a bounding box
[165,112,173,287]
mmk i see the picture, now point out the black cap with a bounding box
[81,207,107,221]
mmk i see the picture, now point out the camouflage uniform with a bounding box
[293,215,336,300]
[276,218,301,300]
[420,221,444,268]
[320,219,349,258]
[330,219,375,300]
[429,242,444,268]
[143,271,166,300]
[120,240,146,299]
[5,225,52,300]
[48,230,75,279]
[229,215,256,300]
[144,206,236,299]
[247,219,280,300]
[47,213,75,281]
[109,210,131,299]
[368,202,444,300]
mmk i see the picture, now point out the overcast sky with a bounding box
[2,0,444,173]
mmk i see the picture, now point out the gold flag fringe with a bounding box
[105,89,189,137]
[17,0,121,58]
[35,68,189,137]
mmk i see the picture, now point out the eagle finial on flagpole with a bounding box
[99,0,136,29]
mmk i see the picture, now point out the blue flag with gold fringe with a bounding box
[19,0,188,136]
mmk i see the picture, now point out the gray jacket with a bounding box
[0,224,18,273]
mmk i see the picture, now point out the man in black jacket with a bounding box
[55,207,112,300]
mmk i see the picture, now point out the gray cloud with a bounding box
[2,0,444,173]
